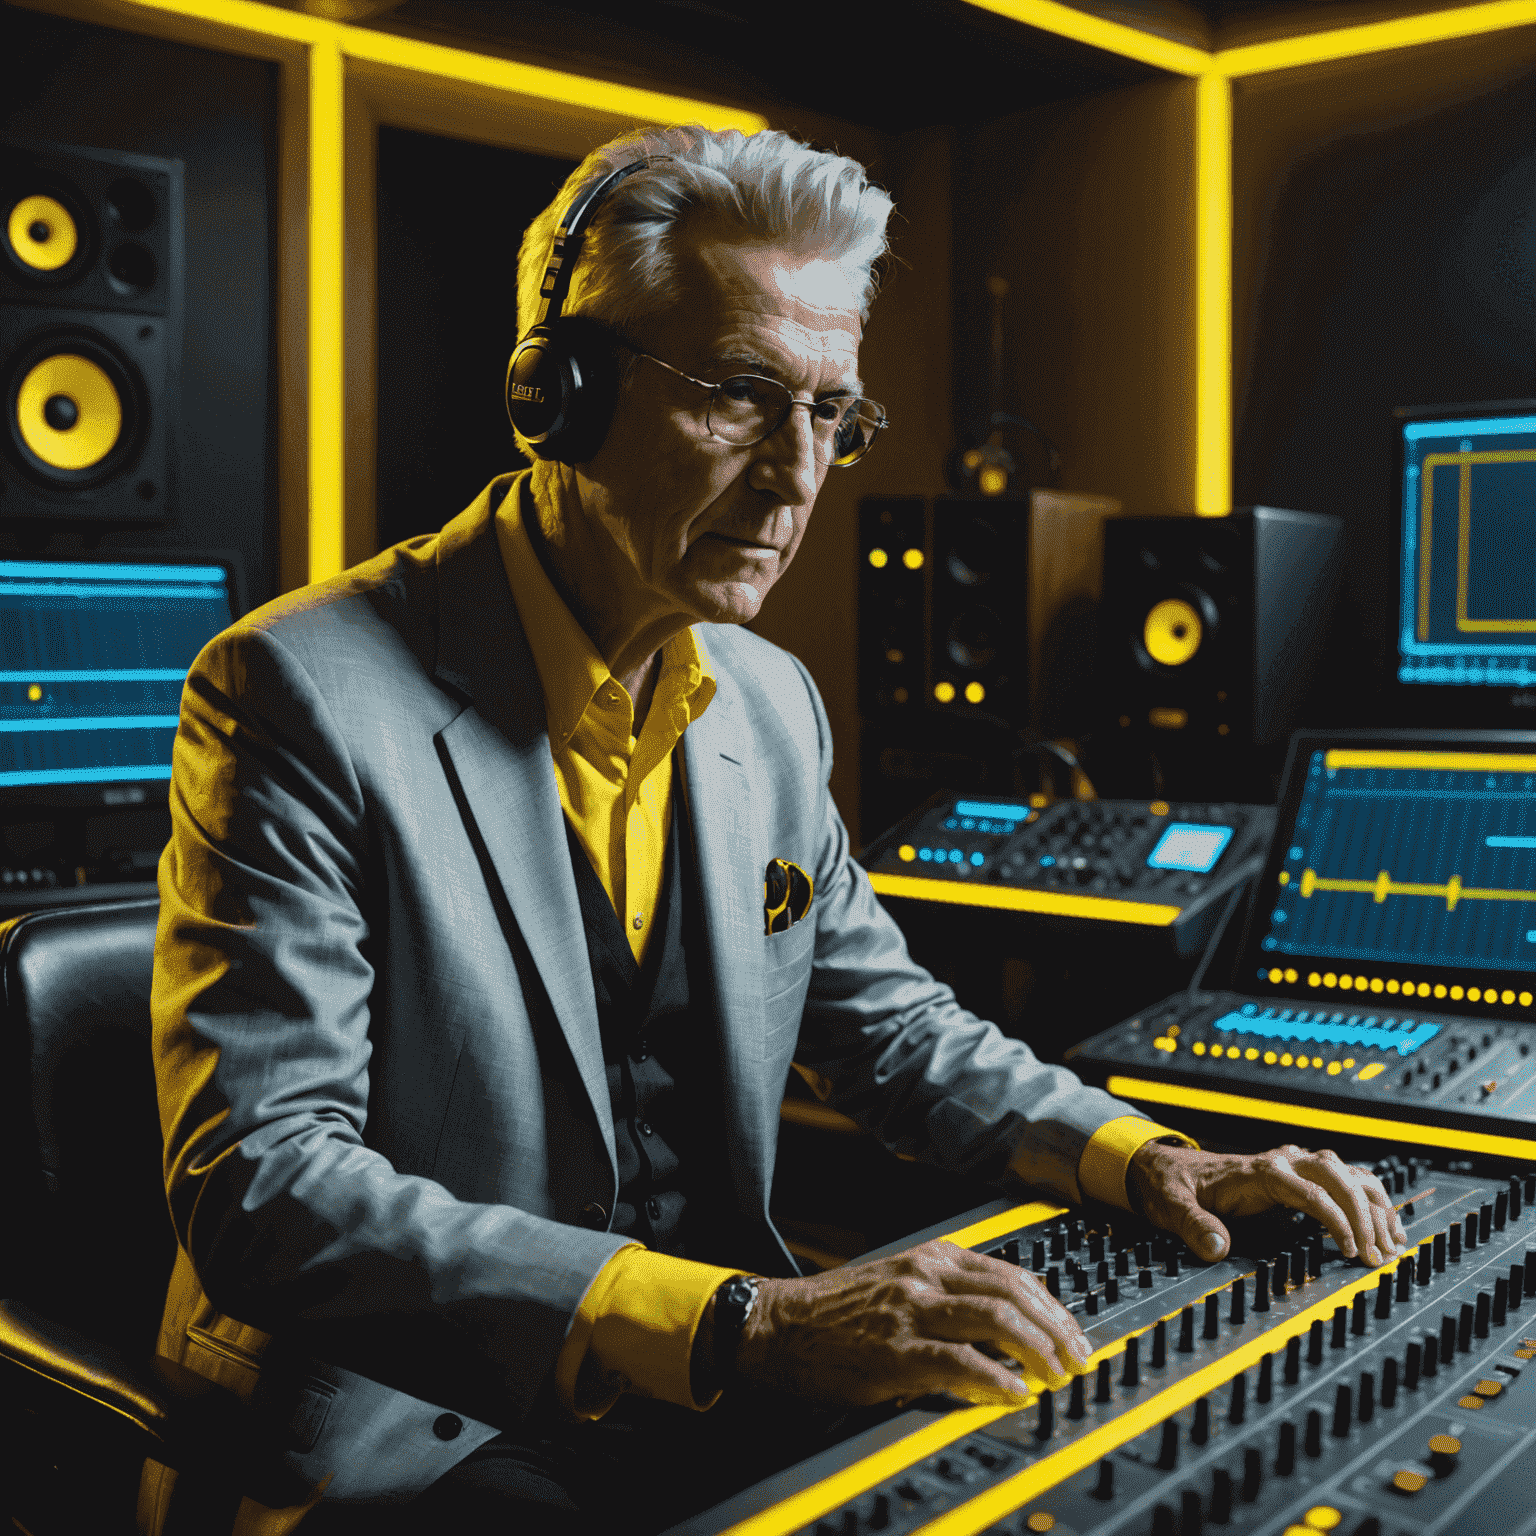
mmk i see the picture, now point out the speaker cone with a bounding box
[1143,597,1204,667]
[4,185,92,285]
[6,331,142,486]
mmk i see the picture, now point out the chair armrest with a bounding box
[0,1297,311,1504]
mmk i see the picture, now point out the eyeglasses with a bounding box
[622,344,888,467]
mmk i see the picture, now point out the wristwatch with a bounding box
[711,1275,760,1385]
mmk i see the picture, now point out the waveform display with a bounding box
[0,560,234,788]
[1259,749,1536,976]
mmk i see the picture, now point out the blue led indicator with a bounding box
[1147,823,1234,873]
[953,799,1030,821]
[1488,836,1536,849]
[1040,855,1056,867]
[918,848,932,861]
[970,851,984,866]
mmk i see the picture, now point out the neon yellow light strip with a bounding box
[1323,750,1536,773]
[957,0,1209,73]
[1216,2,1536,76]
[868,872,1181,927]
[308,34,346,584]
[1431,449,1536,632]
[917,1253,1403,1535]
[1195,73,1232,517]
[1105,1075,1536,1160]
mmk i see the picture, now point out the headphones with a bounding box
[505,158,651,465]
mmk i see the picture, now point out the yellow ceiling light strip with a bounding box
[1218,1,1536,75]
[1194,72,1232,517]
[959,0,1208,73]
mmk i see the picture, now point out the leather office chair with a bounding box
[0,899,295,1535]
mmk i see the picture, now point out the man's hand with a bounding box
[1129,1141,1409,1268]
[734,1239,1093,1408]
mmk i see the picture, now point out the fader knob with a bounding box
[1382,1356,1398,1408]
[1156,1419,1179,1470]
[1513,1176,1524,1220]
[1166,1249,1180,1278]
[1205,1293,1219,1340]
[1092,1459,1114,1500]
[1494,1277,1508,1327]
[1209,1468,1233,1526]
[1276,1420,1297,1475]
[1067,1373,1086,1420]
[1353,1291,1368,1334]
[1242,1446,1262,1501]
[1152,1319,1167,1368]
[1135,1241,1151,1269]
[1255,1261,1271,1312]
[1115,1248,1129,1277]
[1442,1316,1458,1362]
[1123,1336,1140,1388]
[1139,1266,1154,1289]
[1305,1409,1323,1457]
[1480,1203,1493,1243]
[1228,1370,1246,1425]
[1096,1358,1112,1403]
[1036,1389,1054,1441]
[1308,1319,1324,1365]
[1428,1433,1461,1478]
[1284,1335,1301,1384]
[1230,1276,1246,1325]
[1404,1342,1421,1391]
[1192,1396,1210,1445]
[1423,1332,1440,1378]
[1376,1273,1393,1319]
[1512,1264,1526,1311]
[1332,1305,1347,1349]
[1178,1306,1195,1353]
[1396,1259,1412,1303]
[1418,1241,1433,1286]
[1290,1248,1308,1290]
[1358,1370,1375,1423]
[1460,1302,1475,1352]
[1181,1488,1203,1536]
[1466,1213,1479,1251]
[1332,1384,1352,1438]
[1032,1239,1046,1270]
[1497,1191,1509,1230]
[1152,1503,1176,1536]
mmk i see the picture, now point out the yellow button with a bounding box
[1264,1051,1278,1064]
[1391,1470,1428,1494]
[1192,1041,1206,1055]
[1305,1507,1342,1530]
[1211,1043,1225,1058]
[1150,800,1169,816]
[1515,1348,1535,1359]
[1025,1515,1055,1533]
[1428,1435,1462,1456]
[898,844,916,862]
[1246,1047,1259,1060]
[1474,1378,1502,1397]
[1357,1063,1386,1080]
[1458,1395,1485,1410]
[1281,1053,1294,1066]
[1312,1056,1325,1068]
[1342,1058,1355,1068]
[1327,1061,1342,1076]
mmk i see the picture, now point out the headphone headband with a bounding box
[531,158,651,332]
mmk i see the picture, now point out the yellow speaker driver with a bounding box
[1143,597,1203,666]
[8,194,78,272]
[15,353,122,470]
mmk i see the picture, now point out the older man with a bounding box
[145,126,1405,1533]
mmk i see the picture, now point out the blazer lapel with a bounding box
[430,477,613,1175]
[682,674,776,1215]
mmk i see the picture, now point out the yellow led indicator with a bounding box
[934,681,956,703]
[965,681,986,704]
[898,844,916,862]
[1149,707,1189,730]
[1342,1058,1355,1068]
[1434,983,1447,998]
[1307,971,1321,987]
[893,687,908,704]
[1323,973,1337,988]
[978,465,1009,496]
[1268,968,1283,983]
[1451,985,1465,1000]
[868,547,888,569]
[1210,1043,1224,1058]
[1284,968,1298,983]
[902,547,924,570]
[1264,1050,1277,1064]
[1357,1063,1386,1080]
[1339,975,1353,991]
[27,683,42,702]
[1279,870,1290,885]
[1470,987,1482,1001]
[1504,989,1517,1005]
[1245,1047,1259,1060]
[1280,1053,1294,1066]
[1305,1509,1342,1532]
[1326,1061,1342,1076]
[1387,979,1401,994]
[1523,992,1533,1007]
[1192,1041,1207,1055]
[1149,801,1170,816]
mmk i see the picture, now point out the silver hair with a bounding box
[515,125,894,344]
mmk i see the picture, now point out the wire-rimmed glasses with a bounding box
[624,344,888,467]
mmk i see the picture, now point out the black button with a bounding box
[433,1413,462,1441]
[646,1197,662,1220]
[579,1201,609,1230]
[633,1040,649,1062]
[639,1120,653,1137]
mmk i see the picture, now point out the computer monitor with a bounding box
[1396,400,1536,698]
[0,551,242,809]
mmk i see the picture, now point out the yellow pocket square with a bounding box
[764,858,813,935]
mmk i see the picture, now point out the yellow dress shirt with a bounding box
[495,478,1191,1421]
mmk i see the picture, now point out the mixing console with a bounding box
[1066,993,1536,1157]
[862,798,1274,956]
[673,1164,1536,1536]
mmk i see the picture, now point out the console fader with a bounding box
[671,1161,1536,1536]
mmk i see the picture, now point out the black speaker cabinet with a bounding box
[929,495,1030,723]
[1095,506,1343,798]
[1,139,182,522]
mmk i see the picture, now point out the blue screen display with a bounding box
[0,560,234,788]
[1398,411,1536,686]
[1147,823,1234,873]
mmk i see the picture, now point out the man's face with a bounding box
[574,219,865,627]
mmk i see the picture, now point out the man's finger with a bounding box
[1165,1195,1231,1262]
[1258,1160,1360,1258]
[1302,1154,1395,1264]
[903,1339,1037,1407]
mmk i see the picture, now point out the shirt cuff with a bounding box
[1077,1116,1199,1211]
[554,1245,744,1420]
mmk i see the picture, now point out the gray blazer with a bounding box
[146,473,1145,1511]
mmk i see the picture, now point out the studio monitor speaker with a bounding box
[1096,506,1343,797]
[1,138,182,521]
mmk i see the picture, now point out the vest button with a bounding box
[639,1120,653,1137]
[633,1040,649,1062]
[433,1413,462,1441]
[646,1197,662,1221]
[579,1201,609,1230]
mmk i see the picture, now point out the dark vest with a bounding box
[565,774,762,1269]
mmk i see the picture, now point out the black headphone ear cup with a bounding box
[506,317,622,466]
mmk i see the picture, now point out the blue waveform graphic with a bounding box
[0,562,234,788]
[1260,751,1536,975]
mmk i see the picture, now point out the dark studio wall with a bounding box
[374,128,574,552]
[1,5,279,609]
[1232,29,1536,727]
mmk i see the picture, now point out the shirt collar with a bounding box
[493,473,715,749]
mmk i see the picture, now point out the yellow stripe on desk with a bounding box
[868,872,1180,926]
[917,1258,1405,1535]
[1323,749,1536,774]
[1104,1076,1536,1161]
